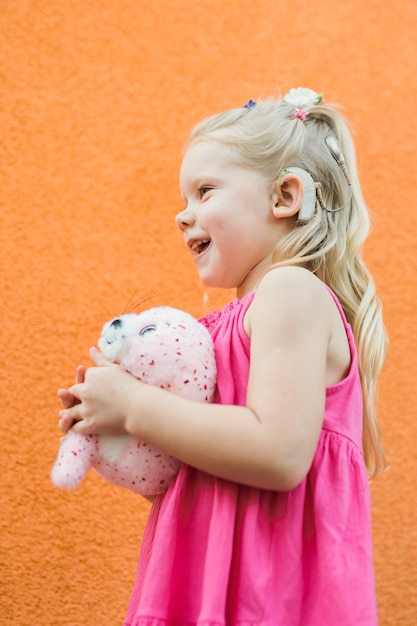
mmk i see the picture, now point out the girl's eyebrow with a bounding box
[195,174,223,187]
[180,174,222,197]
[190,171,221,181]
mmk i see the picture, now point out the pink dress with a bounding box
[124,292,378,626]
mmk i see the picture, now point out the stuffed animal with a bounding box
[51,306,216,496]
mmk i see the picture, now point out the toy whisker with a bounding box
[123,289,159,314]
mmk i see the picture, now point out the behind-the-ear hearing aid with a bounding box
[278,167,317,219]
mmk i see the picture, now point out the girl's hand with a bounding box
[58,348,137,437]
[58,365,86,416]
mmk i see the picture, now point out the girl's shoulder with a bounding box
[246,267,352,387]
[245,266,332,336]
[257,265,326,296]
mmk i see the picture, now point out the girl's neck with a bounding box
[236,257,274,298]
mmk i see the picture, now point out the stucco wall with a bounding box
[1,1,416,624]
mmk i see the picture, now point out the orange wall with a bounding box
[2,1,416,624]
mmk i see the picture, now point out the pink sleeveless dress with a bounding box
[124,292,378,626]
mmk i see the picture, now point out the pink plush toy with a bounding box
[51,307,216,496]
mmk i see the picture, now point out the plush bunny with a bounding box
[51,307,216,496]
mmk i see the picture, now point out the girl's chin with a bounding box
[197,271,236,291]
[197,270,221,288]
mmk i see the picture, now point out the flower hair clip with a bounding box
[243,99,256,109]
[283,87,323,110]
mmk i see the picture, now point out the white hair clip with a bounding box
[283,88,323,110]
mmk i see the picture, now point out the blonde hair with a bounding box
[189,96,387,478]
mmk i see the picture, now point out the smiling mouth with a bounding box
[190,240,210,254]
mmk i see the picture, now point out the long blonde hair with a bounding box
[189,95,387,478]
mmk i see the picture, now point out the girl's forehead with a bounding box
[180,141,239,178]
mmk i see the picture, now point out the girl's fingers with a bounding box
[58,406,81,433]
[57,379,84,431]
[57,365,85,413]
[89,346,112,367]
[58,388,80,409]
[57,359,124,435]
[76,365,86,384]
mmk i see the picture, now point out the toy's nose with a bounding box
[110,318,122,329]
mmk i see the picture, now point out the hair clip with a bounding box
[243,99,256,109]
[283,88,323,109]
[325,136,352,186]
[294,108,309,122]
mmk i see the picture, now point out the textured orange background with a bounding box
[2,1,417,624]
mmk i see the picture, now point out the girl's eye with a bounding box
[139,324,157,337]
[199,186,212,199]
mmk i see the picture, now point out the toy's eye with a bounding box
[139,324,157,337]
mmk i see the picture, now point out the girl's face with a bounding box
[177,141,284,296]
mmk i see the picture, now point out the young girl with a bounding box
[59,87,386,625]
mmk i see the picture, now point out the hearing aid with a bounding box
[278,167,317,219]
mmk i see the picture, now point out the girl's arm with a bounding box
[59,267,338,491]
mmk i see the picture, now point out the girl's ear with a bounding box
[270,173,304,219]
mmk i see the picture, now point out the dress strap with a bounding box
[323,284,349,326]
[323,284,358,371]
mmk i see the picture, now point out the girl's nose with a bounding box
[175,207,196,231]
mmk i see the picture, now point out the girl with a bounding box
[59,87,386,625]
